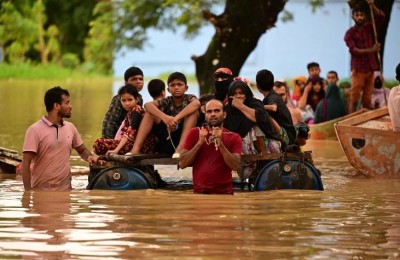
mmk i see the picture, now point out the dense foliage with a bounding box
[0,0,109,74]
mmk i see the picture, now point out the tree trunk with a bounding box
[376,0,394,73]
[192,0,287,94]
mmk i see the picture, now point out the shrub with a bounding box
[61,53,80,69]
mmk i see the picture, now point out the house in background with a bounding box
[114,0,400,81]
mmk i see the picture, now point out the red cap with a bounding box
[214,67,233,75]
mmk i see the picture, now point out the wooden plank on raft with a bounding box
[0,147,22,162]
[106,153,175,165]
[0,147,22,173]
[103,151,314,167]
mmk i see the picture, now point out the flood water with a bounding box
[1,80,399,259]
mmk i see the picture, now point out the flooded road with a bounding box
[1,140,399,259]
[1,80,399,258]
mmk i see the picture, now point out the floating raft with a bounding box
[88,150,323,191]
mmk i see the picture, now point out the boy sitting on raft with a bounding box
[129,72,200,157]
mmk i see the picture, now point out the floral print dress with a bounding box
[93,105,155,155]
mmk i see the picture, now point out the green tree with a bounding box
[112,0,395,94]
[191,0,287,93]
[33,0,61,64]
[46,24,60,63]
[0,1,36,63]
[83,1,114,74]
[44,0,96,60]
[0,0,94,66]
[0,0,60,64]
[113,0,287,93]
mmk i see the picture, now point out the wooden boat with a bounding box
[0,147,22,173]
[310,109,368,140]
[334,106,400,178]
[0,147,89,174]
[87,149,324,191]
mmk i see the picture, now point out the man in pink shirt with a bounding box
[22,86,98,191]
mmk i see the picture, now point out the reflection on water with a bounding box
[1,80,400,258]
[0,79,113,153]
[0,178,399,258]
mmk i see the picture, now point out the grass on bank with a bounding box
[0,63,398,88]
[0,63,111,80]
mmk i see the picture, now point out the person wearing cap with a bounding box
[388,63,400,132]
[102,66,144,139]
[344,0,385,112]
[213,67,234,103]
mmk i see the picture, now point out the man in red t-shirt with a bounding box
[179,99,242,194]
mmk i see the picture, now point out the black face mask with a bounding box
[215,79,232,101]
[374,77,382,89]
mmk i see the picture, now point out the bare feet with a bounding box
[130,148,141,155]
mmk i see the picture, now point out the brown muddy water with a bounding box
[0,80,399,259]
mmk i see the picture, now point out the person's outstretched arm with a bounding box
[75,144,97,163]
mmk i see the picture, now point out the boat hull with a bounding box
[335,107,400,178]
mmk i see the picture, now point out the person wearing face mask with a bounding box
[371,71,390,109]
[213,67,234,103]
